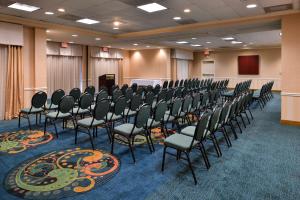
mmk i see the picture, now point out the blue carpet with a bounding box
[0,93,299,200]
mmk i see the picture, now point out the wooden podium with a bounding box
[98,74,115,95]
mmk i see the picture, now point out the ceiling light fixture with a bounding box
[58,8,65,12]
[77,18,100,24]
[192,38,197,40]
[46,30,50,33]
[146,46,150,48]
[45,11,54,15]
[279,32,282,36]
[246,4,257,8]
[137,3,167,13]
[191,44,202,47]
[184,9,191,13]
[173,16,181,20]
[113,27,119,30]
[133,43,139,46]
[69,41,74,44]
[176,41,188,44]
[231,41,243,44]
[95,38,101,41]
[46,39,52,41]
[206,42,211,44]
[8,3,40,12]
[72,34,78,37]
[222,37,235,41]
[113,21,121,26]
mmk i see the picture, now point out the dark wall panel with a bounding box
[238,55,259,75]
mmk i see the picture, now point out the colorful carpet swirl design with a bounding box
[4,148,120,199]
[0,130,53,154]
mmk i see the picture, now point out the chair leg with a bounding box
[239,115,246,128]
[161,146,167,171]
[53,121,58,138]
[75,125,78,144]
[247,108,254,120]
[128,138,136,163]
[184,152,197,185]
[229,121,238,139]
[235,119,242,133]
[111,133,115,154]
[87,129,95,150]
[144,132,153,154]
[148,129,155,152]
[222,127,232,147]
[44,117,48,135]
[199,143,210,169]
[211,134,222,157]
[18,113,21,128]
[36,113,38,125]
[105,126,112,143]
[244,112,250,124]
[27,115,32,130]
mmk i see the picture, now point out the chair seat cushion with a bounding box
[73,108,90,114]
[114,124,144,136]
[107,112,122,121]
[164,133,198,150]
[21,107,44,113]
[222,91,234,97]
[46,112,71,119]
[45,104,58,110]
[77,117,104,127]
[147,119,160,128]
[124,108,136,116]
[164,114,174,122]
[181,126,196,137]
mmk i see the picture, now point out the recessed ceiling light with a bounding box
[113,21,121,26]
[191,44,202,47]
[46,30,50,33]
[45,11,54,15]
[46,39,52,41]
[107,46,111,48]
[58,8,65,12]
[113,27,119,30]
[184,9,191,13]
[77,18,100,25]
[8,3,40,12]
[206,42,211,44]
[137,3,167,13]
[222,37,235,41]
[176,41,188,44]
[173,16,181,20]
[192,38,197,40]
[246,4,257,8]
[146,46,150,48]
[243,44,248,47]
[69,41,74,44]
[279,32,282,36]
[231,41,243,44]
[72,34,78,37]
[249,42,254,45]
[133,43,139,46]
[95,38,101,41]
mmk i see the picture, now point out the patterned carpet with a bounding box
[0,130,53,154]
[4,148,120,199]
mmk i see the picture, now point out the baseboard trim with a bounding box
[280,120,300,126]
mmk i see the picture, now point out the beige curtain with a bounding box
[5,45,24,120]
[91,58,121,91]
[0,45,8,120]
[176,59,189,80]
[47,55,81,95]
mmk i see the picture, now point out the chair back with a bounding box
[51,89,65,105]
[79,93,93,109]
[174,80,179,87]
[208,107,222,132]
[144,92,155,105]
[153,84,161,95]
[154,100,168,122]
[136,87,144,96]
[58,95,75,114]
[96,89,109,102]
[182,95,193,113]
[114,96,127,116]
[162,81,168,88]
[32,91,47,108]
[171,98,182,116]
[94,99,110,121]
[174,88,182,98]
[194,113,211,141]
[157,89,167,102]
[135,104,151,128]
[112,89,123,103]
[131,83,138,93]
[219,101,230,124]
[125,87,134,102]
[84,86,95,97]
[192,93,201,110]
[168,80,174,88]
[165,89,174,102]
[69,88,81,102]
[120,84,128,95]
[130,94,142,111]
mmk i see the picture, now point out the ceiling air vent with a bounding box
[175,19,198,25]
[58,14,82,21]
[264,4,293,13]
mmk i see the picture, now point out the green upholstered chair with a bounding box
[91,89,109,110]
[75,99,110,149]
[44,95,75,138]
[124,94,142,122]
[111,104,151,163]
[45,89,65,111]
[19,91,47,129]
[106,96,127,130]
[164,98,182,132]
[146,100,168,151]
[161,113,211,185]
[84,86,95,97]
[69,88,81,105]
[179,95,193,125]
[72,93,93,118]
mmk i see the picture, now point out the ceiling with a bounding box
[0,0,298,50]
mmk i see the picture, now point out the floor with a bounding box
[0,93,299,200]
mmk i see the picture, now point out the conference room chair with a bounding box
[124,87,134,104]
[19,91,47,129]
[164,98,182,133]
[72,93,93,119]
[106,96,127,132]
[174,80,179,88]
[44,95,75,138]
[178,95,193,126]
[144,92,155,109]
[162,113,211,185]
[75,98,110,149]
[84,85,95,97]
[120,84,128,95]
[168,80,174,88]
[153,84,161,95]
[111,104,151,163]
[162,80,168,89]
[125,94,142,122]
[131,83,138,93]
[45,89,65,111]
[69,88,81,105]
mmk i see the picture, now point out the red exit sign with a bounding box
[101,47,109,52]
